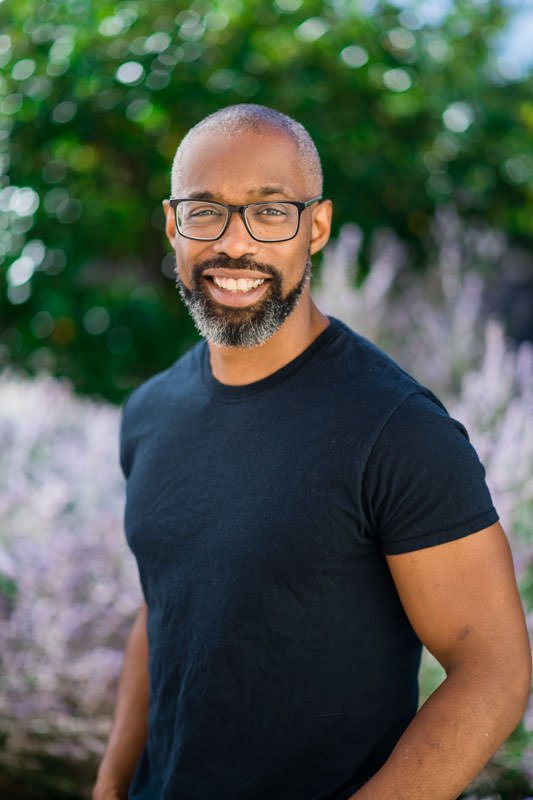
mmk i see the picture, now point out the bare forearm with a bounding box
[349,663,530,800]
[93,604,149,799]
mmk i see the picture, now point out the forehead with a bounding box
[178,126,309,200]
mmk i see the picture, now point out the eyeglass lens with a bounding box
[176,201,300,241]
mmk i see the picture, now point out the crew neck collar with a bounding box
[201,316,344,400]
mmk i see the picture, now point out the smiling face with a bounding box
[164,125,331,348]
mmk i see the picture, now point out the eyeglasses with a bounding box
[168,196,322,242]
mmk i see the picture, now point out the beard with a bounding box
[175,255,311,348]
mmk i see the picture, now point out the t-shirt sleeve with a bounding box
[363,391,499,555]
[119,392,137,480]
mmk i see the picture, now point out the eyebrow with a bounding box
[247,185,290,198]
[185,186,291,202]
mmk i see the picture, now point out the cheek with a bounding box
[172,252,193,290]
[173,244,196,279]
[284,242,311,281]
[176,239,211,267]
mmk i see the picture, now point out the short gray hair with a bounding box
[171,104,323,196]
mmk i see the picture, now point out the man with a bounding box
[93,104,531,800]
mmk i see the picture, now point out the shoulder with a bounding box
[120,341,205,448]
[322,321,499,551]
[323,317,445,422]
[118,342,205,476]
[123,341,204,422]
[364,389,497,554]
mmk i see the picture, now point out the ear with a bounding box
[162,199,177,246]
[309,199,332,256]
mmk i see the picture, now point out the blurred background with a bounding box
[1,0,532,797]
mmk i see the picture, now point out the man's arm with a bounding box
[93,603,149,800]
[350,522,531,800]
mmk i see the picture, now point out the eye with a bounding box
[252,204,288,217]
[188,204,222,218]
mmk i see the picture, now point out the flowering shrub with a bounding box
[0,376,140,797]
[0,213,532,797]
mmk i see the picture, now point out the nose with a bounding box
[211,209,259,260]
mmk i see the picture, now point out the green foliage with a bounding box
[1,0,532,401]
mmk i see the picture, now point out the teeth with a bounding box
[213,276,265,292]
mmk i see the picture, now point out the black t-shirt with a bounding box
[120,317,498,800]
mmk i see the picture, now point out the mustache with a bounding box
[193,256,277,279]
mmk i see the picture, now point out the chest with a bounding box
[124,399,374,593]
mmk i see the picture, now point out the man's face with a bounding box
[164,127,329,348]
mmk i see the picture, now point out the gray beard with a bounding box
[175,256,311,348]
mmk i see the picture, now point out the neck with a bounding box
[207,295,329,386]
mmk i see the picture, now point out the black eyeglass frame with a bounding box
[168,196,323,243]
